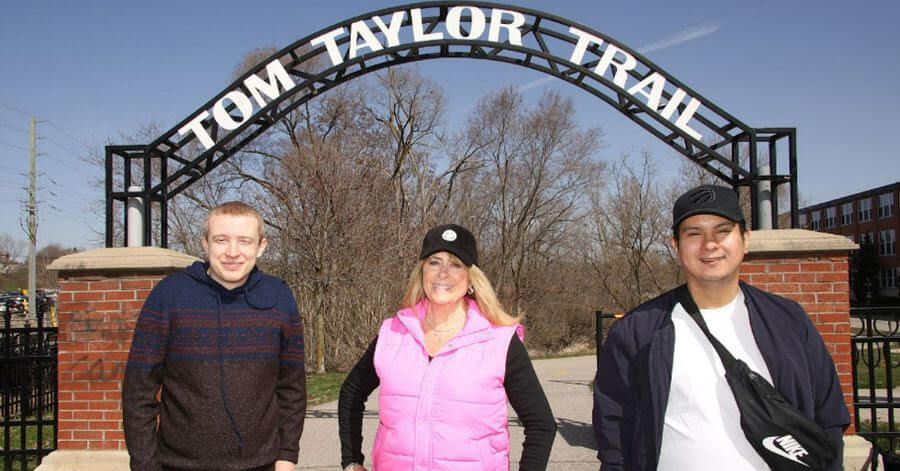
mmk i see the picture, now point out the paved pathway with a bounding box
[295,355,599,470]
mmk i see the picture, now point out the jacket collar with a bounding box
[396,298,497,353]
[184,261,276,309]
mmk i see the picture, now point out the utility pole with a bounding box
[27,117,37,319]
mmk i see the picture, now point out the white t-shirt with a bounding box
[657,291,773,470]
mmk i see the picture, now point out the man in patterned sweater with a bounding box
[123,201,306,471]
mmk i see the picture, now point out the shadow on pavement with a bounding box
[548,379,592,388]
[555,417,597,450]
[306,409,378,419]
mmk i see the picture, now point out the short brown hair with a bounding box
[204,201,265,240]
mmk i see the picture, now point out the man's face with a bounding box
[202,214,267,290]
[672,213,749,288]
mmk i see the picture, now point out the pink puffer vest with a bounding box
[372,299,523,471]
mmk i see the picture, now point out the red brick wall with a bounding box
[741,253,854,433]
[56,273,165,450]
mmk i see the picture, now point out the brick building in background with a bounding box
[797,181,899,299]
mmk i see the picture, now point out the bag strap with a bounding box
[675,284,740,370]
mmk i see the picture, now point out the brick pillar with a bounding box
[741,229,857,434]
[38,247,197,471]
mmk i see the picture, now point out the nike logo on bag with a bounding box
[761,435,810,467]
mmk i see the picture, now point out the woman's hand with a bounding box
[343,464,368,471]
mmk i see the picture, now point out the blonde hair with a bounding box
[204,201,265,240]
[400,255,520,326]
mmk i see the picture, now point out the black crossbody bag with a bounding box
[676,285,837,470]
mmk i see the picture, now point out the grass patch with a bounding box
[858,419,900,458]
[307,371,348,406]
[0,416,55,471]
[855,357,900,390]
[530,350,595,360]
[0,455,41,471]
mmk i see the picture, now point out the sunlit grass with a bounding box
[307,371,348,406]
[0,415,54,471]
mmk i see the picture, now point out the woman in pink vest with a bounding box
[338,223,556,471]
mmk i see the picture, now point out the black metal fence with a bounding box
[1,308,58,470]
[852,306,900,469]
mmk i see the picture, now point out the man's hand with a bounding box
[275,460,295,471]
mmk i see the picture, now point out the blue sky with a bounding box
[1,0,898,250]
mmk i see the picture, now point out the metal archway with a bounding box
[106,1,798,247]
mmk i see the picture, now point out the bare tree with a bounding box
[0,233,24,274]
[671,146,810,229]
[364,67,447,224]
[584,152,679,313]
[231,81,418,371]
[92,49,653,363]
[1,242,77,290]
[465,87,604,316]
[36,243,78,288]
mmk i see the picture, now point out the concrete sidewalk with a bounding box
[295,355,599,470]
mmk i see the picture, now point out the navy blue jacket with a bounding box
[123,261,306,471]
[592,282,850,470]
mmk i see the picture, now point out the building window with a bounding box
[810,211,821,231]
[878,193,894,218]
[841,202,854,225]
[862,232,874,245]
[825,207,837,228]
[880,229,896,256]
[859,198,873,222]
[799,213,807,228]
[880,268,897,289]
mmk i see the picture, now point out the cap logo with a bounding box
[689,187,717,206]
[441,229,457,242]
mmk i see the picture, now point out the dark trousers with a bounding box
[162,464,274,471]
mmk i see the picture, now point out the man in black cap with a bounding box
[592,184,849,470]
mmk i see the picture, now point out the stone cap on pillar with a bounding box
[47,246,200,275]
[747,229,858,256]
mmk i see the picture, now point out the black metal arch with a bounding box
[106,1,798,247]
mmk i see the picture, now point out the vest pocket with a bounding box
[477,438,506,471]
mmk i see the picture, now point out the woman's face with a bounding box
[422,251,470,308]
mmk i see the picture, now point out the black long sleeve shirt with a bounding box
[338,335,556,470]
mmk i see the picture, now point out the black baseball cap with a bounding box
[672,184,745,232]
[419,224,478,267]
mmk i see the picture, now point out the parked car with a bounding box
[1,295,26,314]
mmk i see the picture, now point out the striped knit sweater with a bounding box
[123,261,306,471]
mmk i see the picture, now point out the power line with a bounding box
[45,211,85,224]
[0,122,29,134]
[0,174,26,183]
[51,187,93,202]
[0,141,29,151]
[44,190,92,208]
[0,192,24,200]
[0,102,38,118]
[39,185,92,204]
[42,175,92,199]
[0,100,93,152]
[42,135,90,161]
[43,203,90,224]
[41,152,93,177]
[44,121,93,152]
